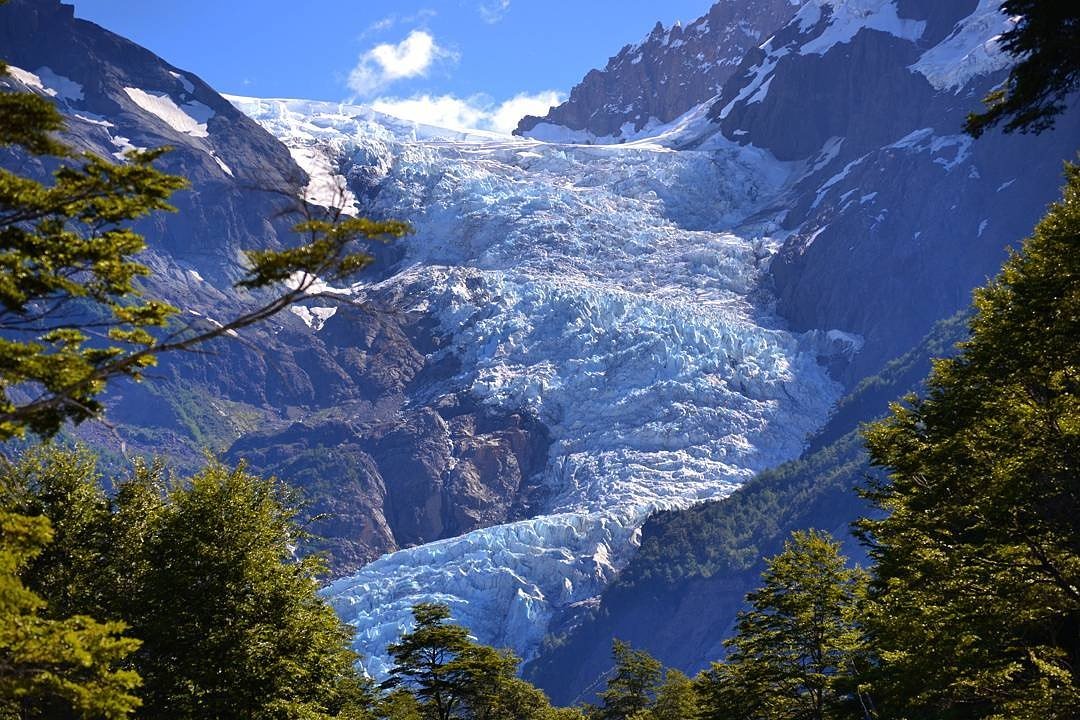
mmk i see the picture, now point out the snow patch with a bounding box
[168,70,196,94]
[209,152,234,177]
[290,305,338,331]
[795,0,925,56]
[6,65,83,102]
[287,144,358,214]
[109,135,146,161]
[123,87,214,138]
[910,0,1014,91]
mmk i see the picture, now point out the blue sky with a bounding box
[73,0,715,133]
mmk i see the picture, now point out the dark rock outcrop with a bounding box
[516,0,809,141]
[698,0,1079,381]
[229,400,551,571]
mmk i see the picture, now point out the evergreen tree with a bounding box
[646,670,699,720]
[384,604,477,720]
[587,641,663,720]
[0,507,140,719]
[966,1,1080,137]
[376,690,424,720]
[2,448,372,719]
[384,603,567,720]
[697,530,868,720]
[131,461,372,719]
[860,165,1080,719]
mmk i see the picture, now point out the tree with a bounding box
[697,530,869,720]
[1,447,373,719]
[383,603,566,720]
[965,1,1080,137]
[0,508,140,719]
[587,641,663,720]
[646,670,699,720]
[859,165,1080,719]
[0,29,410,441]
[384,604,477,720]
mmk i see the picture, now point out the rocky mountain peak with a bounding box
[515,0,810,143]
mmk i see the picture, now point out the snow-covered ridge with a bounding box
[794,0,925,55]
[909,0,1014,92]
[716,0,1013,124]
[235,95,845,675]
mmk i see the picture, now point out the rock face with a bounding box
[0,0,303,272]
[0,0,555,574]
[228,399,551,571]
[516,0,1080,701]
[516,0,809,142]
[703,0,1079,381]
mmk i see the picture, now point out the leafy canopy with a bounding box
[859,164,1080,719]
[697,530,869,720]
[0,506,141,719]
[1,446,373,720]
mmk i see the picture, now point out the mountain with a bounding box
[708,0,1078,381]
[233,95,845,678]
[512,0,1080,700]
[6,0,1079,698]
[231,0,1080,683]
[516,0,810,142]
[0,0,557,574]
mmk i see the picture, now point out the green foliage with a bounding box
[645,670,698,720]
[0,506,140,719]
[860,165,1080,718]
[2,447,372,719]
[384,603,567,720]
[698,530,869,720]
[965,1,1080,137]
[587,641,663,720]
[0,49,410,442]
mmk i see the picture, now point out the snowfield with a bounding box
[234,96,847,675]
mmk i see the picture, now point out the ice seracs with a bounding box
[237,96,844,675]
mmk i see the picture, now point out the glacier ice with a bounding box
[234,97,845,676]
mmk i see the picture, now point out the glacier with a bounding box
[232,96,847,676]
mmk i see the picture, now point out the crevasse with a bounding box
[233,96,845,676]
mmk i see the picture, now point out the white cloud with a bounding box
[478,0,511,24]
[364,16,396,35]
[360,9,437,39]
[347,30,457,96]
[371,95,489,133]
[371,90,563,135]
[488,91,563,133]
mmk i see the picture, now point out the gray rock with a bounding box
[516,0,809,141]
